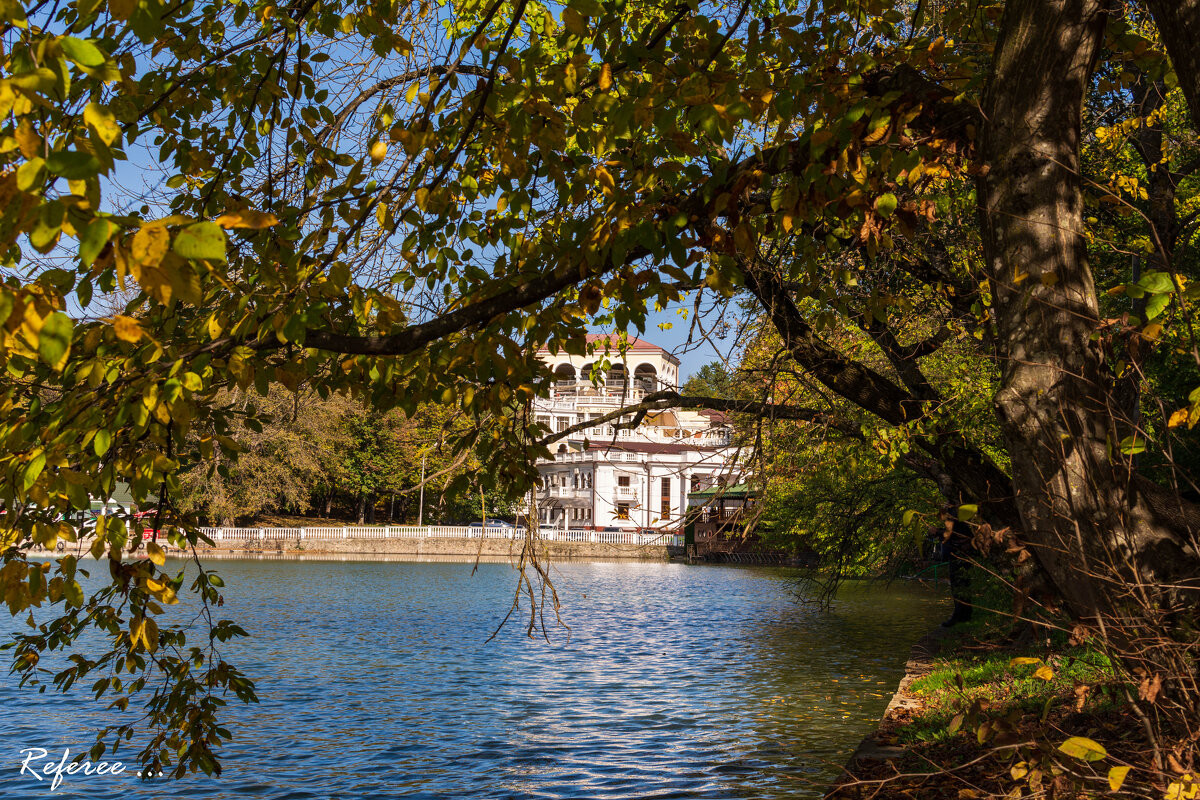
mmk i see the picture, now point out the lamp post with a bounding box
[417,452,426,527]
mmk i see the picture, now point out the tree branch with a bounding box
[534,390,863,449]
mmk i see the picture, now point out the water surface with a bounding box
[1,559,942,798]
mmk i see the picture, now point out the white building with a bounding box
[533,335,739,532]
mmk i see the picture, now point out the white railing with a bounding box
[195,525,684,548]
[543,387,648,407]
[614,486,639,499]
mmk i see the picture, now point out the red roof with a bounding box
[585,441,720,455]
[582,333,662,350]
[537,334,678,363]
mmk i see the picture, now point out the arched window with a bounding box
[554,363,576,392]
[606,363,626,390]
[633,363,658,392]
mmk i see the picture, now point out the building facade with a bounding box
[533,335,739,532]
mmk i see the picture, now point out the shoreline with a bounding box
[42,534,682,563]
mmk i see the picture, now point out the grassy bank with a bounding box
[829,580,1183,799]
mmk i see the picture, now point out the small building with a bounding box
[686,483,756,542]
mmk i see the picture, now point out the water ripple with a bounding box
[1,561,941,799]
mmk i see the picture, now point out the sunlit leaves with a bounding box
[1058,736,1108,762]
[37,311,73,369]
[172,222,227,262]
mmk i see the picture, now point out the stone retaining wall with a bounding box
[49,534,677,562]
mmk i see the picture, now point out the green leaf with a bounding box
[38,311,73,369]
[93,429,112,457]
[22,451,46,490]
[60,37,107,67]
[1119,435,1146,456]
[1058,736,1107,762]
[173,222,227,262]
[16,157,45,190]
[874,192,898,217]
[64,580,84,608]
[79,218,115,267]
[1138,271,1175,295]
[956,504,978,521]
[45,150,104,179]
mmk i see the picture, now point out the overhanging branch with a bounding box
[534,389,863,449]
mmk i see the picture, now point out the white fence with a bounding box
[197,526,684,548]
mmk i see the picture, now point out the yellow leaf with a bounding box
[146,576,178,604]
[15,118,40,158]
[1108,766,1131,792]
[112,314,142,343]
[1058,736,1107,761]
[142,616,158,653]
[598,63,613,91]
[145,541,165,565]
[1142,323,1163,340]
[130,616,158,652]
[214,209,280,229]
[369,140,387,162]
[1169,408,1189,428]
[1009,657,1041,666]
[1166,781,1199,800]
[83,103,120,146]
[1033,664,1055,680]
[131,225,169,267]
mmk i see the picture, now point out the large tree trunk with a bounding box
[978,0,1198,620]
[1143,0,1200,126]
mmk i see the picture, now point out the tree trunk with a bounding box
[978,0,1198,620]
[356,494,366,525]
[1143,0,1200,126]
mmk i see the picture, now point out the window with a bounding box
[690,475,701,492]
[616,503,630,520]
[617,475,630,487]
[660,477,671,518]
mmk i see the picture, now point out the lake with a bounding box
[1,558,943,799]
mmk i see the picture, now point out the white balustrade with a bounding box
[195,524,683,548]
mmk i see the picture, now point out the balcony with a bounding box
[544,383,648,407]
[547,486,587,499]
[614,486,638,500]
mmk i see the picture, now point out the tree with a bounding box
[680,361,734,398]
[176,386,352,525]
[2,0,1199,779]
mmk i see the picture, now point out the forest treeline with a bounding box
[176,388,508,525]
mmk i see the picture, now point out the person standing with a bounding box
[934,505,975,627]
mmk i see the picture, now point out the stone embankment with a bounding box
[47,525,682,562]
[826,628,947,797]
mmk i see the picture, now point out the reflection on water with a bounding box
[1,560,942,799]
